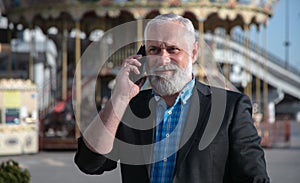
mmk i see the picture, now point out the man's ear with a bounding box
[191,42,199,64]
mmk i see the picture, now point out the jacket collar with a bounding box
[140,81,212,179]
[174,83,212,176]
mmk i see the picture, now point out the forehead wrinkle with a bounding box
[147,40,178,47]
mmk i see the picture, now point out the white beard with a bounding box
[146,59,193,96]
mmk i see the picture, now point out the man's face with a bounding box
[144,21,198,96]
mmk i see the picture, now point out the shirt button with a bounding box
[163,158,167,162]
[168,111,172,115]
[166,133,170,138]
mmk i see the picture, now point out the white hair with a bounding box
[144,13,196,44]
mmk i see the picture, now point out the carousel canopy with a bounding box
[1,0,280,34]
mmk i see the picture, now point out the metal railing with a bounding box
[215,30,300,76]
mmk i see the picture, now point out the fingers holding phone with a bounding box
[122,55,143,75]
[129,45,147,89]
[112,54,144,102]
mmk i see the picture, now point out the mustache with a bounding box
[147,64,179,75]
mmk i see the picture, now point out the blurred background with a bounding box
[0,0,299,182]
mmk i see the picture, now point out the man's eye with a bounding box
[148,47,159,54]
[167,47,181,54]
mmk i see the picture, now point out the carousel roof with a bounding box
[1,0,280,34]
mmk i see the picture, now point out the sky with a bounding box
[263,0,300,70]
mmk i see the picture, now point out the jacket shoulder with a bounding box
[195,81,249,107]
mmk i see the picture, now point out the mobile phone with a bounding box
[130,45,147,88]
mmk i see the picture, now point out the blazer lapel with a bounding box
[125,90,156,180]
[174,83,212,175]
[136,82,214,179]
[138,96,157,179]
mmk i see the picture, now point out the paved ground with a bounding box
[0,151,121,183]
[265,121,300,183]
[1,122,300,183]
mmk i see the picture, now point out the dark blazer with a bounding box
[74,81,270,183]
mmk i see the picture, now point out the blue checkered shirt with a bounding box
[150,78,195,183]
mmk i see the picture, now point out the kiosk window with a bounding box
[5,108,20,124]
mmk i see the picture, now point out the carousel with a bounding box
[1,0,280,149]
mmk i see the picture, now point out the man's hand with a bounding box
[112,54,143,103]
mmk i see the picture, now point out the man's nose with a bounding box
[159,48,169,56]
[158,49,171,65]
